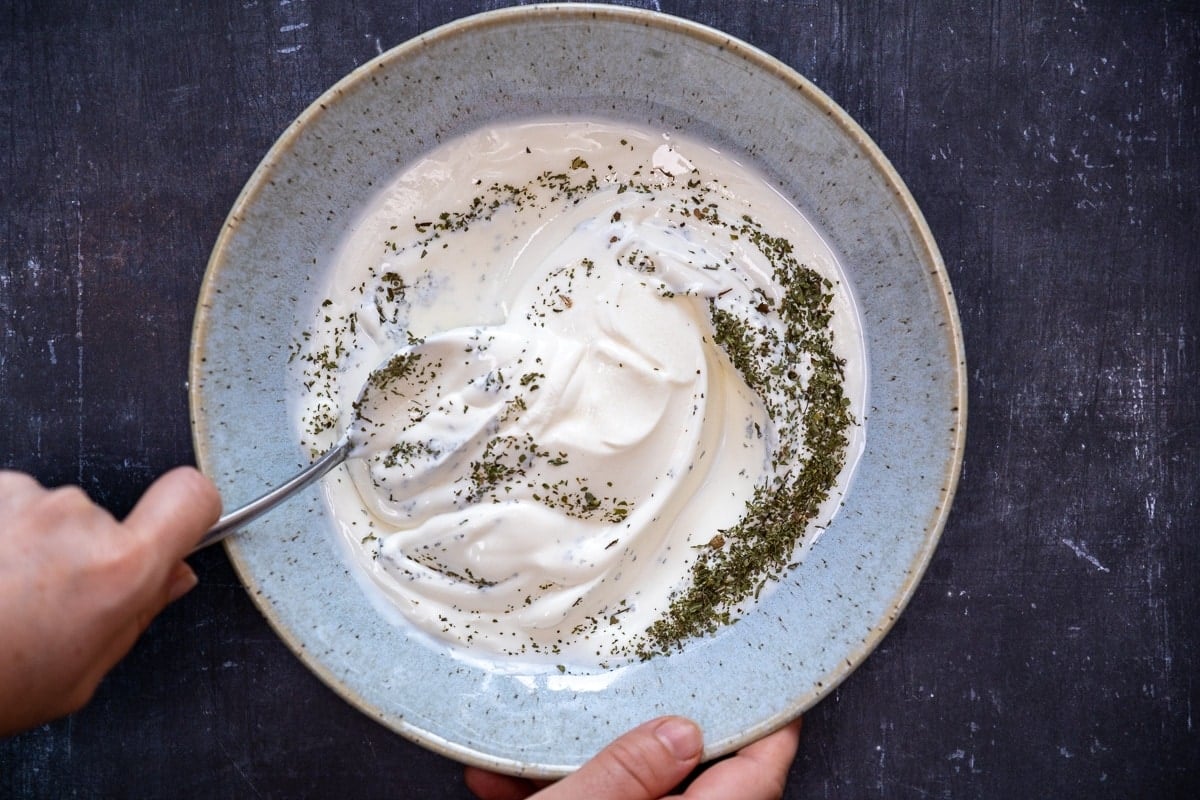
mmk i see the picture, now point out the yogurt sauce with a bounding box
[295,119,865,666]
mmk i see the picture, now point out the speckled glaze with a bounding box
[190,4,966,777]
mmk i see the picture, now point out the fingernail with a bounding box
[167,564,199,602]
[654,717,702,761]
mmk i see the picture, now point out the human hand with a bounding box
[465,716,802,800]
[0,467,221,736]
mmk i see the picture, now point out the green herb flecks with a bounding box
[464,434,549,503]
[382,440,437,469]
[531,477,633,524]
[632,211,854,659]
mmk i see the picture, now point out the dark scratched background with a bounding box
[1,1,1197,797]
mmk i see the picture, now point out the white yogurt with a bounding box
[294,119,865,666]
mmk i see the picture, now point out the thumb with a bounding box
[538,717,703,800]
[123,467,223,558]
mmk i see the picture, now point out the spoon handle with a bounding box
[193,439,353,553]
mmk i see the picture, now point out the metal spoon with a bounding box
[192,438,354,552]
[192,328,523,552]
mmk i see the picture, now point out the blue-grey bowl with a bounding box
[190,3,966,776]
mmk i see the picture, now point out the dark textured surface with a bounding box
[1,1,1197,797]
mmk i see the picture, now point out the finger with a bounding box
[535,717,703,800]
[682,719,801,800]
[0,470,46,514]
[108,562,196,658]
[87,478,211,696]
[76,561,201,715]
[166,561,199,603]
[20,485,117,555]
[123,467,222,558]
[463,767,540,800]
[129,561,198,648]
[130,561,198,630]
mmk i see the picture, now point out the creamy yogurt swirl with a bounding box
[295,119,864,665]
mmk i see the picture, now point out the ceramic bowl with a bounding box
[190,3,965,776]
